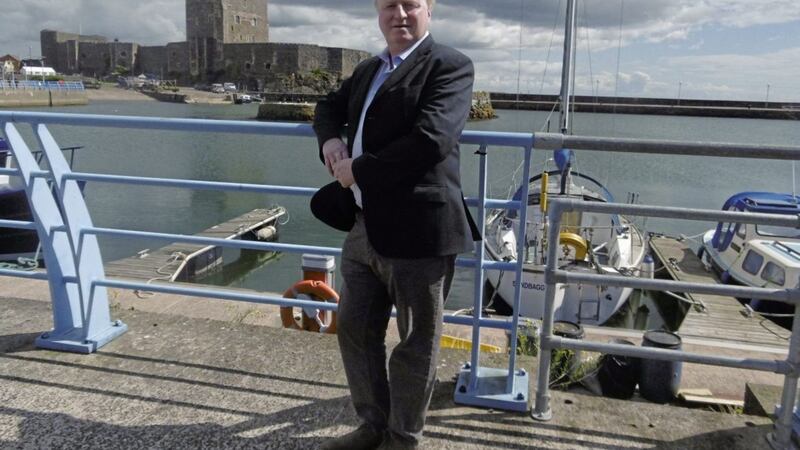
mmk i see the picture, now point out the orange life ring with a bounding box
[280,280,338,334]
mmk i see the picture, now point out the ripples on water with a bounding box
[17,100,800,315]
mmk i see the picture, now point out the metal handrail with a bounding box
[0,81,85,91]
[531,198,800,450]
[0,111,537,411]
[3,111,800,447]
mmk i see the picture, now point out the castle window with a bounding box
[235,15,241,24]
[120,51,127,57]
[245,62,251,70]
[265,63,271,70]
[252,18,257,27]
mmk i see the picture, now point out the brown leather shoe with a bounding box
[320,423,384,450]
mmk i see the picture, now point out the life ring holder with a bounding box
[280,280,338,334]
[558,232,588,261]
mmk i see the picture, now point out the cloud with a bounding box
[0,1,798,101]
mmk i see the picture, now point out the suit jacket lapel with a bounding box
[352,57,383,122]
[373,35,434,100]
[347,57,382,147]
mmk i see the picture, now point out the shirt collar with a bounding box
[378,32,430,69]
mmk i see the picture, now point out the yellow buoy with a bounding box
[558,232,588,260]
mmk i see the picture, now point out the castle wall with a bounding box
[340,48,369,76]
[166,42,190,78]
[73,41,137,77]
[222,0,269,43]
[138,46,167,77]
[221,43,369,90]
[75,42,110,77]
[138,42,190,81]
[41,30,107,74]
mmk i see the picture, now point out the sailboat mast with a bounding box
[559,0,578,135]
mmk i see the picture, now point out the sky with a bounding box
[3,0,799,102]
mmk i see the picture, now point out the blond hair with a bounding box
[375,0,435,9]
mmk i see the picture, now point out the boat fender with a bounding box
[256,225,277,241]
[540,172,549,213]
[720,270,731,284]
[558,232,588,260]
[640,254,655,279]
[280,280,338,334]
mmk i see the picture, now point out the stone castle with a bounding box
[41,0,370,91]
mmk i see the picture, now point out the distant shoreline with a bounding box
[84,87,155,102]
[85,87,231,104]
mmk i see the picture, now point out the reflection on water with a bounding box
[604,289,692,332]
[201,249,283,287]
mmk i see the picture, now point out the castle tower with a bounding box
[186,0,269,78]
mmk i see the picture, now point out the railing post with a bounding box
[37,123,127,351]
[2,122,126,353]
[532,198,569,420]
[768,303,800,449]
[504,145,533,394]
[453,143,529,412]
[469,144,488,391]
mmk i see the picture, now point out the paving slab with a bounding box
[0,295,778,449]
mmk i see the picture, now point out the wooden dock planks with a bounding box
[649,235,789,349]
[104,207,286,283]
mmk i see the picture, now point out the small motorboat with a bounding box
[700,192,800,326]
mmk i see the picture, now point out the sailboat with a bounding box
[483,0,646,325]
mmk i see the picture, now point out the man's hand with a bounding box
[333,158,355,188]
[322,138,349,177]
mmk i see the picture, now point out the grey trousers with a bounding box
[338,213,455,444]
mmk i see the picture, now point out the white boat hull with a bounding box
[485,265,635,325]
[483,183,645,326]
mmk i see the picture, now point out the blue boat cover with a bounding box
[0,137,7,152]
[712,192,800,250]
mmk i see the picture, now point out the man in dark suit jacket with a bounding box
[313,1,478,448]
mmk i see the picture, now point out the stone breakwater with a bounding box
[490,93,800,120]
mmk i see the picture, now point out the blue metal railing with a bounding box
[0,81,85,91]
[0,111,534,412]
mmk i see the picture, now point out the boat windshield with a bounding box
[756,225,800,239]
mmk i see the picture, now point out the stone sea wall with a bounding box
[0,90,88,107]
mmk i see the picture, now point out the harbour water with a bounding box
[14,99,800,313]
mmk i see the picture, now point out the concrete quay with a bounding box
[0,276,783,449]
[0,90,88,108]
